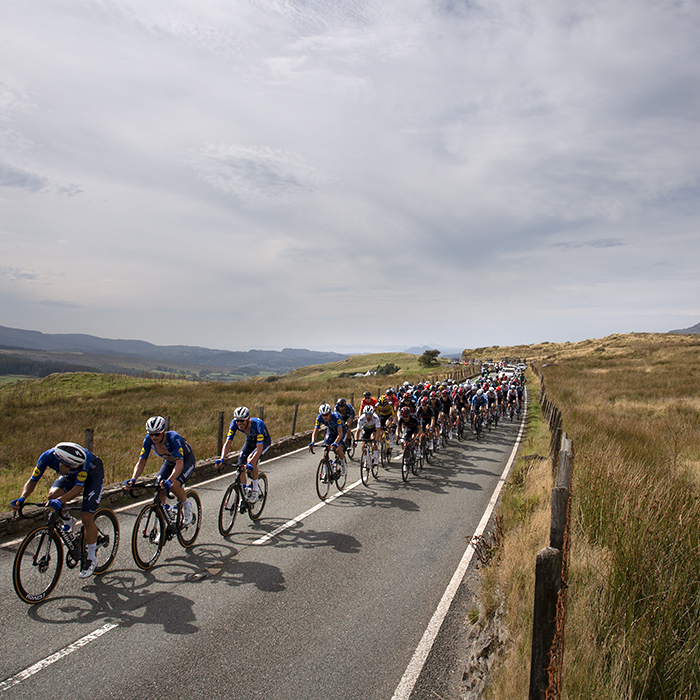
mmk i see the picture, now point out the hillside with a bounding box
[0,325,348,378]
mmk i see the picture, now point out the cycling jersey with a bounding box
[335,403,356,422]
[316,412,347,444]
[227,417,272,465]
[31,448,104,514]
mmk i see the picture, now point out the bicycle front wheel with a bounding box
[93,508,120,575]
[402,451,410,482]
[335,463,347,491]
[132,504,165,570]
[371,448,379,479]
[316,458,331,500]
[412,448,421,476]
[13,526,63,604]
[360,451,370,486]
[177,490,202,547]
[218,482,240,535]
[248,472,268,521]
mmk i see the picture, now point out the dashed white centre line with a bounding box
[0,622,118,694]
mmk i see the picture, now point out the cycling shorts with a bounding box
[157,448,196,485]
[237,436,272,465]
[51,457,105,514]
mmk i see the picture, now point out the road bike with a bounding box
[378,427,393,467]
[12,503,119,604]
[344,430,356,460]
[129,483,201,570]
[440,418,450,448]
[472,411,485,440]
[218,463,269,536]
[359,438,380,486]
[311,443,347,500]
[418,432,432,466]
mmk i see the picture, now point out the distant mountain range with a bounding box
[0,325,348,378]
[669,322,700,334]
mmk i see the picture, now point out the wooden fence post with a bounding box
[529,547,563,700]
[550,487,569,551]
[217,411,225,456]
[291,404,299,436]
[258,405,264,421]
[84,428,94,452]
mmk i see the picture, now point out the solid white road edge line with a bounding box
[0,622,118,694]
[390,398,528,700]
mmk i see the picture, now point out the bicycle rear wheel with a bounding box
[132,504,165,570]
[412,447,421,476]
[93,508,120,575]
[218,482,240,535]
[248,472,268,521]
[335,462,347,491]
[13,526,63,604]
[316,458,331,500]
[360,450,370,486]
[177,490,202,547]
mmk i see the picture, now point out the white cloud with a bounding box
[0,0,698,349]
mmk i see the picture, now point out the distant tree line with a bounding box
[0,354,100,377]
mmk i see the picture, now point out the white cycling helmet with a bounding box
[146,416,167,434]
[233,406,250,420]
[363,405,375,416]
[319,403,332,415]
[54,442,87,467]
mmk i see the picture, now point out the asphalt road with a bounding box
[0,414,524,700]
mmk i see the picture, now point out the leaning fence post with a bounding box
[84,428,94,452]
[529,547,563,700]
[291,404,299,436]
[258,405,264,421]
[217,411,225,456]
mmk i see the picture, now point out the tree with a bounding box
[418,349,441,368]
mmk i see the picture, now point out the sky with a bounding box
[1,0,699,354]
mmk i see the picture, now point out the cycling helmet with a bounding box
[337,397,347,407]
[442,389,449,397]
[233,406,250,421]
[400,407,411,420]
[146,416,167,434]
[477,389,483,396]
[363,405,375,416]
[319,403,332,415]
[430,391,436,398]
[378,396,388,406]
[54,442,87,467]
[421,397,429,406]
[363,391,372,398]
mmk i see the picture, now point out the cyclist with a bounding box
[125,416,196,523]
[309,403,348,475]
[334,397,356,436]
[416,397,436,451]
[11,442,105,578]
[396,405,422,458]
[376,395,396,446]
[215,406,271,504]
[471,389,488,432]
[359,390,378,412]
[355,405,381,470]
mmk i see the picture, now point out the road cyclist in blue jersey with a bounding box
[11,442,106,578]
[125,416,196,525]
[309,403,348,476]
[216,406,271,504]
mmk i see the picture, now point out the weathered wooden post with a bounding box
[258,405,264,421]
[217,411,225,456]
[529,547,562,700]
[84,428,94,452]
[291,404,299,436]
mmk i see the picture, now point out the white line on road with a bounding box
[391,400,528,700]
[0,622,118,694]
[252,478,363,545]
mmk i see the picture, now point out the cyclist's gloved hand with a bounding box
[215,458,224,466]
[48,498,63,511]
[124,478,135,489]
[161,479,172,491]
[245,462,255,472]
[10,497,25,510]
[308,443,315,453]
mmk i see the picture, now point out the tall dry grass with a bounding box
[474,333,700,699]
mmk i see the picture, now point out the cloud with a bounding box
[0,162,47,192]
